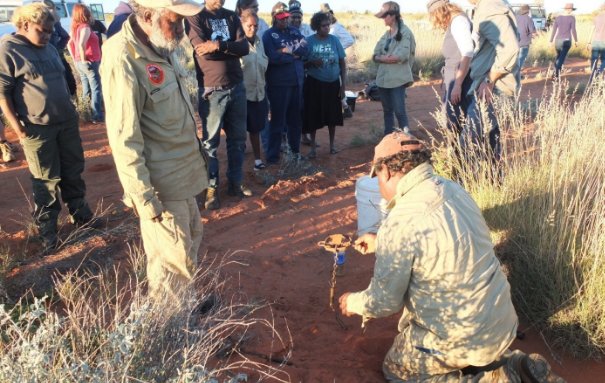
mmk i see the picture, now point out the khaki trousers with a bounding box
[140,198,203,302]
[383,325,517,383]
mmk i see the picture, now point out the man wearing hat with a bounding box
[339,132,563,381]
[550,3,578,79]
[516,4,536,84]
[186,0,251,210]
[100,0,208,301]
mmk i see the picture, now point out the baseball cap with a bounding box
[289,4,303,16]
[375,1,400,18]
[370,132,426,177]
[272,2,291,19]
[134,0,202,16]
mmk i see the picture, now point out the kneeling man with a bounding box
[340,132,563,382]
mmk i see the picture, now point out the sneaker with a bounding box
[227,183,252,198]
[254,161,266,171]
[204,187,220,210]
[0,140,15,163]
[343,106,353,119]
[301,134,312,146]
[496,350,565,383]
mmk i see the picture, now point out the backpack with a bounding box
[360,81,381,101]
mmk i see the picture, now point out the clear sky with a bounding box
[101,0,597,15]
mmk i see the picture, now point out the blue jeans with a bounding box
[266,84,302,164]
[516,46,530,84]
[554,40,572,78]
[201,82,247,187]
[75,61,103,121]
[378,86,408,135]
[589,41,605,83]
[465,97,501,162]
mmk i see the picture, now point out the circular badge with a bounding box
[271,32,279,39]
[146,64,165,85]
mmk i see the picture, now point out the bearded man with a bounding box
[100,0,208,302]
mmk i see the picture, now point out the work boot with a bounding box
[68,201,99,228]
[493,350,566,383]
[36,217,58,255]
[0,140,15,163]
[205,186,220,210]
[227,182,252,198]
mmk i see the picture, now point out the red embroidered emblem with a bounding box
[146,64,165,85]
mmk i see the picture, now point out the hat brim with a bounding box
[274,12,291,19]
[168,2,202,16]
[375,10,387,18]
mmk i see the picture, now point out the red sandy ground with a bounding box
[1,60,603,382]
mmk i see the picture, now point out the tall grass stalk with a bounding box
[428,80,605,358]
[0,247,290,382]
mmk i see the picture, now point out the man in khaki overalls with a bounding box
[101,0,208,301]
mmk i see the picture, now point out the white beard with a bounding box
[148,12,182,58]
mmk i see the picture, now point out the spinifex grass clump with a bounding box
[428,80,605,358]
[0,248,290,382]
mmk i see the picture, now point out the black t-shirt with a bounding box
[186,8,249,88]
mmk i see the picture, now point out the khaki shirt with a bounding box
[240,36,268,102]
[346,163,517,367]
[100,16,208,219]
[469,0,520,96]
[373,20,416,89]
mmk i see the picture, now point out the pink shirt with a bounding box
[73,24,101,62]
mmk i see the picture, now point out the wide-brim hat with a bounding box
[370,132,426,177]
[134,0,202,16]
[563,3,576,11]
[375,1,400,19]
[426,0,449,13]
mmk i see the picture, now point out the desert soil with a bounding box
[1,60,603,382]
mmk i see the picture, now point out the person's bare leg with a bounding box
[249,132,261,161]
[328,125,338,154]
[308,131,317,158]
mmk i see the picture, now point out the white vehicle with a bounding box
[510,3,547,31]
[0,0,105,36]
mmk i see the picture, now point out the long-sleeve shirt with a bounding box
[329,22,354,49]
[262,25,308,87]
[516,13,536,48]
[100,16,207,219]
[469,0,519,96]
[240,36,268,102]
[592,13,605,43]
[373,20,415,88]
[0,34,76,125]
[550,14,577,42]
[346,163,518,367]
[50,22,70,51]
[186,7,249,88]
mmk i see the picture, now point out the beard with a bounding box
[148,12,183,58]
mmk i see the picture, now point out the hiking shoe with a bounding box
[205,187,220,210]
[0,140,15,163]
[519,352,566,383]
[227,183,252,198]
[301,134,312,146]
[254,161,267,171]
[343,106,353,119]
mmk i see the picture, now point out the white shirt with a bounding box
[451,15,474,58]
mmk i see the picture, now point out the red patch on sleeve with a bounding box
[146,64,165,85]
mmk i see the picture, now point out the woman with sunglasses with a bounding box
[373,1,416,136]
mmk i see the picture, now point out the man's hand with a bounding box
[478,81,494,103]
[450,83,462,105]
[280,46,293,55]
[383,55,399,64]
[339,292,354,316]
[195,41,220,56]
[353,233,377,255]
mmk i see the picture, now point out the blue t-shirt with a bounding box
[305,34,345,83]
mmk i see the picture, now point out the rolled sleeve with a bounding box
[347,223,415,319]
